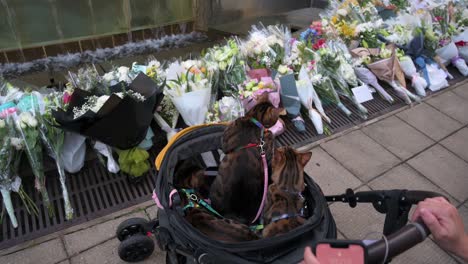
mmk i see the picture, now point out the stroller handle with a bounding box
[367,219,430,263]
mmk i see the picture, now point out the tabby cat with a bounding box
[262,146,312,237]
[210,95,283,224]
[174,160,259,242]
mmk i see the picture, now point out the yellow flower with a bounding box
[331,16,339,25]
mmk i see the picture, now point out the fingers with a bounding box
[303,247,320,264]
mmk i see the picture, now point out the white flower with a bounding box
[91,95,110,113]
[337,9,348,16]
[0,120,5,128]
[28,117,38,128]
[278,65,290,75]
[117,66,131,83]
[147,60,161,68]
[102,72,116,83]
[10,137,23,150]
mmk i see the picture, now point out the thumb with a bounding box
[303,246,320,264]
[420,208,444,236]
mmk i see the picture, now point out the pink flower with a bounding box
[63,92,72,104]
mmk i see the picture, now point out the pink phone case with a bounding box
[316,243,365,264]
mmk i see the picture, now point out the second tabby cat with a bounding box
[262,146,312,237]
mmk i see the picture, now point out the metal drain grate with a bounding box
[0,126,166,250]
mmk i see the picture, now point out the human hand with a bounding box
[301,246,320,264]
[411,197,468,261]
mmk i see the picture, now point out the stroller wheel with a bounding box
[116,218,149,241]
[118,234,155,262]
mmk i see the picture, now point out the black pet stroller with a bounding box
[116,124,443,264]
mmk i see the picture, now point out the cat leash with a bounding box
[180,189,224,219]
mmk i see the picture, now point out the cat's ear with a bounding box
[273,148,284,164]
[299,152,312,167]
[273,107,286,116]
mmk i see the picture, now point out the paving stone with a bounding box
[330,186,386,239]
[452,83,468,100]
[396,103,462,141]
[426,91,468,124]
[408,145,468,202]
[64,211,147,255]
[321,131,400,182]
[391,239,458,264]
[304,147,362,194]
[70,238,166,264]
[440,127,468,162]
[458,205,468,233]
[362,116,435,160]
[368,164,458,204]
[0,239,67,264]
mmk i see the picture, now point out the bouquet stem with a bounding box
[18,186,39,217]
[56,160,73,220]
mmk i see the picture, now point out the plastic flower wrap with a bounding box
[239,77,280,111]
[352,43,420,104]
[310,71,352,117]
[0,114,37,228]
[117,148,150,178]
[240,24,285,72]
[405,31,451,90]
[296,66,330,134]
[102,66,134,86]
[206,96,244,123]
[432,4,468,76]
[399,56,428,96]
[38,92,75,219]
[54,73,163,149]
[165,60,213,126]
[14,109,54,216]
[67,65,109,95]
[145,59,166,85]
[204,38,247,96]
[317,46,369,119]
[154,96,180,141]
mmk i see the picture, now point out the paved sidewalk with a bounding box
[1,81,468,264]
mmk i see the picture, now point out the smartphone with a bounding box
[314,240,367,264]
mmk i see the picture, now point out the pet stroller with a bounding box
[116,124,442,264]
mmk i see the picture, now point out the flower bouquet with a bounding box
[398,56,428,96]
[206,96,244,123]
[38,92,74,219]
[0,114,38,227]
[318,46,369,119]
[352,43,420,104]
[165,60,213,126]
[238,77,285,136]
[54,73,163,149]
[14,109,54,216]
[204,39,247,96]
[154,96,180,141]
[454,30,468,62]
[296,66,330,134]
[240,24,285,76]
[276,65,306,132]
[432,5,468,76]
[405,31,450,91]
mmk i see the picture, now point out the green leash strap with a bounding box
[181,189,224,219]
